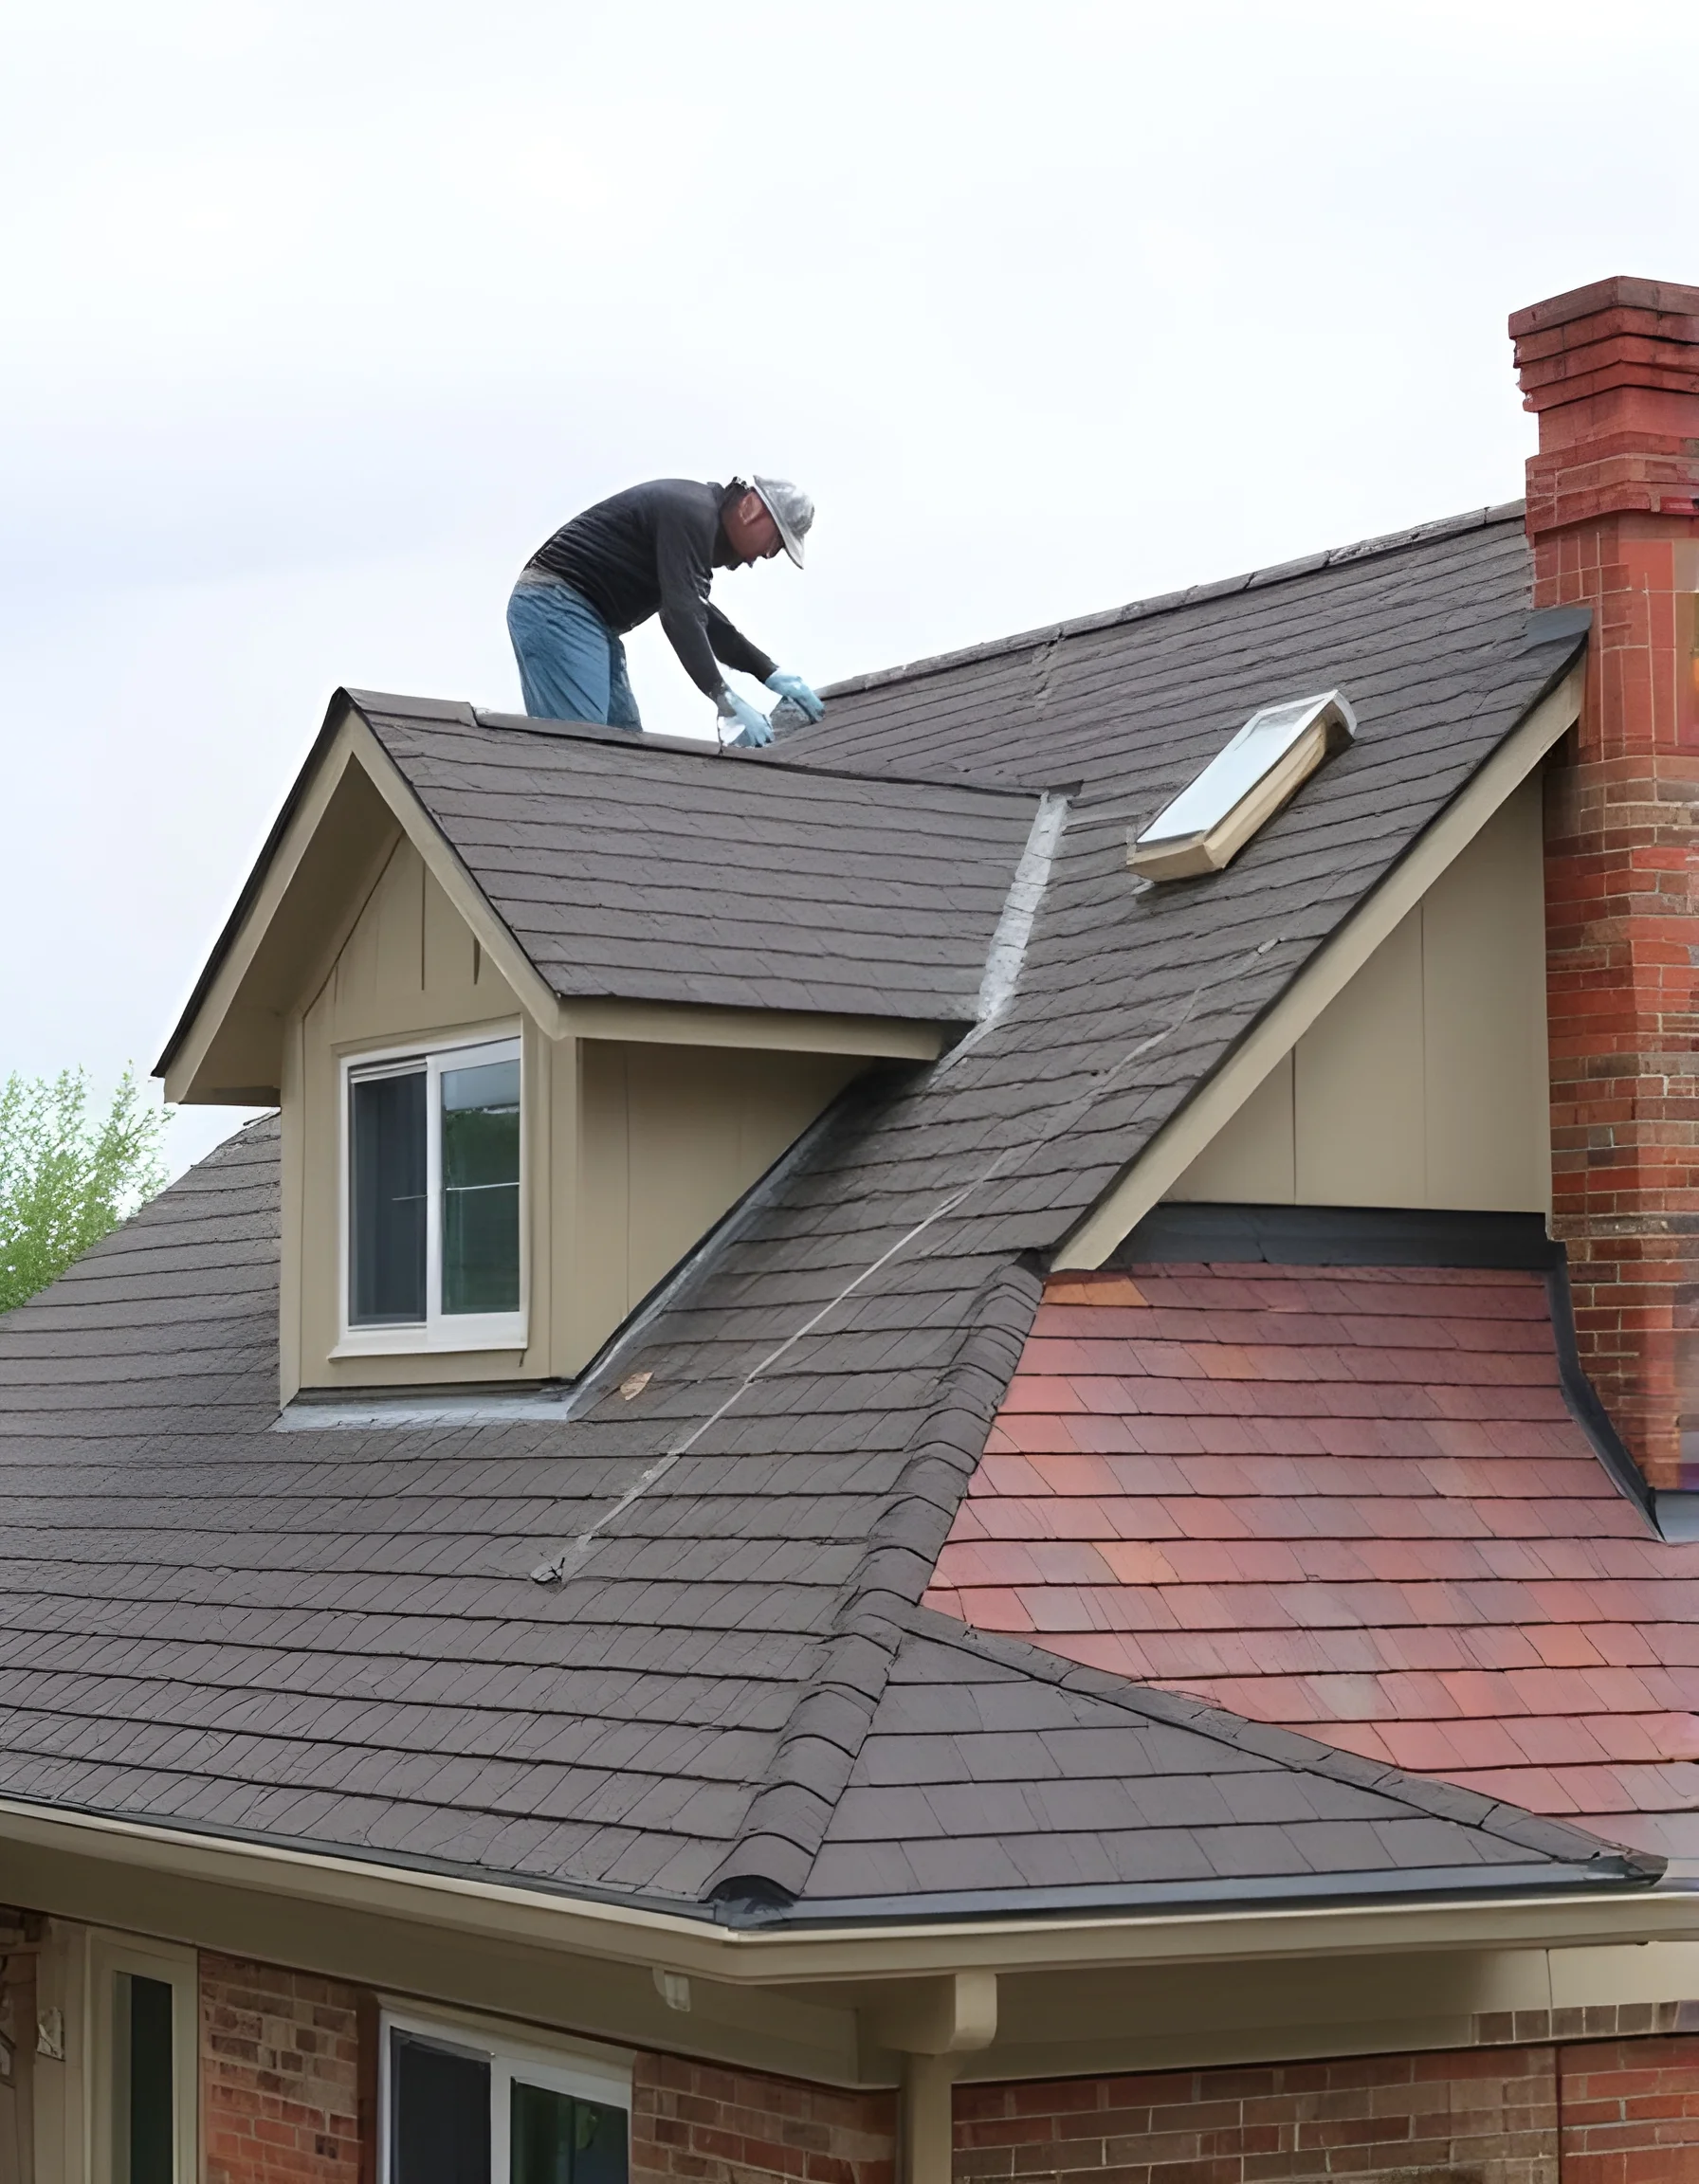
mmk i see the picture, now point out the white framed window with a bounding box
[89,1933,197,2184]
[379,2008,630,2184]
[336,1028,527,1356]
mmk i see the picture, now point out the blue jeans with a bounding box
[506,577,642,730]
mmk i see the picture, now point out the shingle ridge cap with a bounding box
[820,500,1528,701]
[894,1607,1628,1866]
[702,1256,1044,1904]
[367,698,1039,805]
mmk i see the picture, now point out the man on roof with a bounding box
[507,476,823,746]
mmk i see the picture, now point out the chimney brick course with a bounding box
[1512,275,1699,1489]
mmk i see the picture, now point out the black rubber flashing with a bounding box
[1523,604,1594,649]
[1544,1255,1658,1528]
[1111,1202,1559,1269]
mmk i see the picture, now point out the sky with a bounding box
[5,0,1697,1175]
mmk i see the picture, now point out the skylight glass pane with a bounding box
[350,1068,427,1324]
[441,1055,521,1316]
[1141,697,1327,846]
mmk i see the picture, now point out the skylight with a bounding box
[1128,690,1358,880]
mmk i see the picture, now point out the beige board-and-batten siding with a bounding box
[1167,773,1550,1213]
[285,835,862,1397]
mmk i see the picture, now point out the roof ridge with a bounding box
[817,500,1528,702]
[896,1605,1650,1873]
[703,1255,1043,1905]
[357,694,1041,801]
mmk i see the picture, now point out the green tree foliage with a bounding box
[0,1069,171,1314]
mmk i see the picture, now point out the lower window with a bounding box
[342,1032,526,1354]
[92,1936,196,2184]
[385,2016,629,2184]
[112,1973,174,2184]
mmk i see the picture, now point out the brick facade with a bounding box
[1560,2036,1699,2183]
[1510,276,1699,1492]
[956,2039,1699,2184]
[631,2053,895,2184]
[200,1955,365,2184]
[188,1953,1699,2184]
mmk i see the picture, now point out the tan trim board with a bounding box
[0,1791,1690,1991]
[1056,665,1582,1268]
[561,997,947,1060]
[161,725,365,1103]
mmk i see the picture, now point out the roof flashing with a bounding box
[1129,690,1357,881]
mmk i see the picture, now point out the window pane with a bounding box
[351,1069,427,1324]
[571,2099,629,2184]
[441,1058,521,1316]
[112,1973,174,2184]
[509,2085,627,2184]
[393,2032,490,2184]
[510,2083,572,2184]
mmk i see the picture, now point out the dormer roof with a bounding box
[156,692,1047,1102]
[353,694,1043,1020]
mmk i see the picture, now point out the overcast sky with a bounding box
[6,0,1696,1174]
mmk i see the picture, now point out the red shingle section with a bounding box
[924,1265,1699,1856]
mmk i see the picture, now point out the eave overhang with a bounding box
[0,1793,1684,1991]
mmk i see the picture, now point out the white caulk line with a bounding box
[932,792,1070,1083]
[530,931,1290,1584]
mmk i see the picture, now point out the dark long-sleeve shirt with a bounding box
[523,479,776,698]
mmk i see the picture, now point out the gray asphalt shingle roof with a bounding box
[356,697,1043,1023]
[0,503,1647,1920]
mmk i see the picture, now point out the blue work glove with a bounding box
[716,686,773,748]
[764,669,825,723]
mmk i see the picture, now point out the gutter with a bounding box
[0,1796,1692,1987]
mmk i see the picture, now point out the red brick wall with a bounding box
[632,2053,895,2184]
[1561,2036,1699,2183]
[201,1954,364,2184]
[190,1953,1699,2184]
[1510,277,1699,1492]
[956,2038,1699,2182]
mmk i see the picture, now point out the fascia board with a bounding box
[160,713,368,1102]
[560,998,945,1061]
[1056,664,1583,1270]
[0,1792,1691,1989]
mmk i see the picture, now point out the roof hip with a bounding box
[705,1256,1044,1906]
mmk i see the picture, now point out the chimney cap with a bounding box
[1509,274,1699,340]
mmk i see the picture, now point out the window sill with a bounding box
[332,1322,529,1359]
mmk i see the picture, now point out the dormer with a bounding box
[157,692,1043,1401]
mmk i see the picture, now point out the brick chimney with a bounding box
[1510,277,1699,1491]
